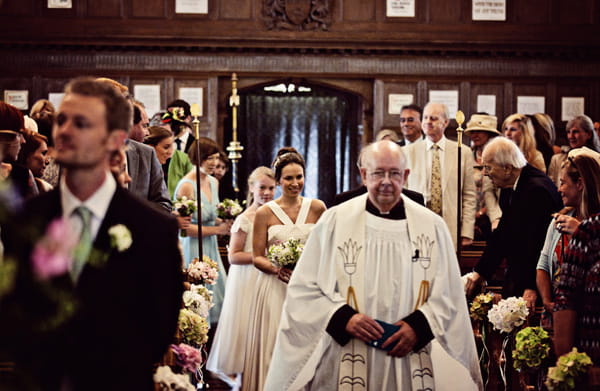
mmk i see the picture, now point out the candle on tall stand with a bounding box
[190,103,203,257]
[226,73,244,201]
[455,109,465,260]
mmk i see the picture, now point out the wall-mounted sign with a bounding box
[133,85,161,118]
[476,95,496,116]
[561,97,585,122]
[472,0,506,21]
[387,0,415,17]
[48,0,72,9]
[517,96,545,115]
[179,88,203,116]
[175,0,208,14]
[4,90,28,110]
[388,94,414,114]
[429,90,459,118]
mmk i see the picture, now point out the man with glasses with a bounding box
[399,104,425,146]
[266,140,482,391]
[465,137,562,311]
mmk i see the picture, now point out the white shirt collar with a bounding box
[60,171,117,225]
[426,135,447,150]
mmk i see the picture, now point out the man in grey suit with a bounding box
[94,77,171,213]
[402,102,477,250]
[126,138,171,212]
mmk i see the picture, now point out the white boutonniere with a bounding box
[108,224,132,252]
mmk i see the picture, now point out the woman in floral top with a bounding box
[553,154,600,362]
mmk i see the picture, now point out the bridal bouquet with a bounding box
[173,196,197,237]
[216,198,243,220]
[187,255,219,285]
[487,296,529,333]
[268,238,304,270]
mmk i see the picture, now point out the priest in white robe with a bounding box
[265,140,482,391]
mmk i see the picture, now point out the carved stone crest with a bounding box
[263,0,332,31]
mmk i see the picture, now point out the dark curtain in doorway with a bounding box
[229,83,361,206]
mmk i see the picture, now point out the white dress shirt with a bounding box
[60,171,117,241]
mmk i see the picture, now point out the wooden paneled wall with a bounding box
[1,0,599,143]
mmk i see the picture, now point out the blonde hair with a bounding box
[502,114,538,165]
[246,166,275,206]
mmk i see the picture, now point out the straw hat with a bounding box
[464,114,501,136]
[568,146,600,165]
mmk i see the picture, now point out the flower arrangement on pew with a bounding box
[187,255,219,285]
[216,198,244,220]
[545,348,593,391]
[154,256,218,389]
[268,238,304,270]
[512,326,552,390]
[469,292,496,385]
[487,296,530,388]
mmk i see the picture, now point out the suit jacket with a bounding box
[1,186,183,391]
[403,138,477,248]
[126,139,172,212]
[331,185,425,207]
[474,164,562,297]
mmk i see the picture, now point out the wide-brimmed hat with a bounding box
[464,114,501,136]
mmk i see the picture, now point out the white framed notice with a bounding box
[47,0,72,8]
[476,95,496,116]
[387,0,415,17]
[179,88,203,116]
[4,90,29,110]
[175,0,208,14]
[517,96,545,115]
[388,94,414,114]
[472,0,506,21]
[133,85,161,118]
[48,93,65,110]
[561,97,585,122]
[429,90,459,118]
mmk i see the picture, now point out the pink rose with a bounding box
[31,218,79,280]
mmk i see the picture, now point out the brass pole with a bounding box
[455,110,465,260]
[190,103,203,257]
[226,73,244,200]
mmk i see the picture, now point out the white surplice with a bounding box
[264,194,482,391]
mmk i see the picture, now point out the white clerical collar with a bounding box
[426,135,447,151]
[60,171,116,224]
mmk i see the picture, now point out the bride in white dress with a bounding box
[206,166,276,385]
[241,147,326,391]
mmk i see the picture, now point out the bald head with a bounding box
[360,140,409,212]
[423,102,450,143]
